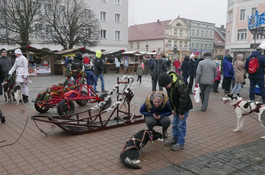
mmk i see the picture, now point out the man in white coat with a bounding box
[8,49,30,103]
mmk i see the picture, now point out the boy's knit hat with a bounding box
[158,73,172,87]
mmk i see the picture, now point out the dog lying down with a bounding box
[221,94,265,139]
[120,130,163,169]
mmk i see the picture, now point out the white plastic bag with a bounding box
[194,85,200,103]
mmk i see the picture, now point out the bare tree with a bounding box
[38,0,100,49]
[0,0,41,48]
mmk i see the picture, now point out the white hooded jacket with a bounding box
[9,54,29,83]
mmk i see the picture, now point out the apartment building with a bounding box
[225,0,265,59]
[214,25,226,59]
[0,0,128,52]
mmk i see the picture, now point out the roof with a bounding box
[214,26,226,46]
[129,20,172,41]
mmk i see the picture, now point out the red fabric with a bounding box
[215,67,221,81]
[83,57,90,64]
[173,60,181,68]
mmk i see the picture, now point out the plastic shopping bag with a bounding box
[194,84,200,103]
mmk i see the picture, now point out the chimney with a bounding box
[221,25,224,29]
[157,19,160,23]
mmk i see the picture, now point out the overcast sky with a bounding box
[128,0,228,27]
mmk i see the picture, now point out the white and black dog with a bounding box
[3,77,23,105]
[222,94,265,139]
[120,130,163,169]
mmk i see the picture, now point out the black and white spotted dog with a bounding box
[3,77,23,105]
[120,130,163,169]
[222,94,265,139]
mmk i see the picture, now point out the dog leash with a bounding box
[237,103,265,126]
[0,116,29,148]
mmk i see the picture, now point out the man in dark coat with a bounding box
[93,50,107,93]
[0,64,6,123]
[149,52,167,91]
[0,48,13,77]
[181,56,190,86]
[245,47,265,103]
[188,54,196,94]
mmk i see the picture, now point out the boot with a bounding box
[0,109,6,123]
[23,95,29,103]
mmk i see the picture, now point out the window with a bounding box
[253,34,263,40]
[44,3,52,15]
[137,43,140,49]
[191,43,194,48]
[206,31,208,38]
[179,30,183,38]
[201,44,203,49]
[209,31,212,38]
[179,41,182,48]
[174,29,177,36]
[184,42,188,48]
[168,40,171,48]
[205,44,207,49]
[100,0,107,3]
[115,13,121,23]
[58,5,66,16]
[209,44,212,49]
[201,30,204,37]
[237,29,247,40]
[240,9,245,20]
[191,29,194,36]
[227,31,230,42]
[115,0,121,5]
[251,7,257,16]
[100,11,107,21]
[197,30,199,37]
[173,40,177,47]
[115,30,121,40]
[228,11,233,23]
[130,43,133,49]
[196,43,199,48]
[101,29,107,39]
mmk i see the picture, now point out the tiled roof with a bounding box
[129,20,172,41]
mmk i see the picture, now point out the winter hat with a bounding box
[158,73,172,87]
[0,48,6,53]
[14,49,22,54]
[215,62,220,66]
[256,47,263,53]
[190,53,195,59]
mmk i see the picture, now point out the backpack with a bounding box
[248,56,259,74]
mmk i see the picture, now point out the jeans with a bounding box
[93,74,105,91]
[137,76,142,83]
[172,111,189,145]
[249,78,265,103]
[231,82,243,94]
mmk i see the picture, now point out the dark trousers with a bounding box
[249,78,265,103]
[224,77,232,93]
[137,76,142,83]
[145,116,171,131]
[222,76,226,89]
[152,79,163,92]
[188,76,194,93]
[213,80,220,92]
[116,67,119,73]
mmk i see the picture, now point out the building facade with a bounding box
[190,20,215,58]
[225,0,265,59]
[0,0,128,52]
[214,25,226,59]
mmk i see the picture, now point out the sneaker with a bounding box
[171,144,184,151]
[164,137,177,146]
[163,130,168,138]
[102,90,108,93]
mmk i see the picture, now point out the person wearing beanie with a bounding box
[195,52,217,111]
[149,52,167,91]
[245,47,265,103]
[8,49,30,103]
[93,50,107,93]
[158,71,193,151]
[139,91,172,138]
[0,48,13,77]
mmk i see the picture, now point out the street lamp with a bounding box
[146,43,149,51]
[173,45,178,59]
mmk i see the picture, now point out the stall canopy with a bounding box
[258,39,265,49]
[55,48,95,57]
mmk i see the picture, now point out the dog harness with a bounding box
[120,130,153,154]
[233,100,262,115]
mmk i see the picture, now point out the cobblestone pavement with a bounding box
[1,73,265,175]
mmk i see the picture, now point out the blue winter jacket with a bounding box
[85,71,97,86]
[245,51,265,79]
[224,59,234,77]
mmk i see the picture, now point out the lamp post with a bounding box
[146,42,149,51]
[173,45,178,59]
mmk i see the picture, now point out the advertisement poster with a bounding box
[36,64,51,75]
[28,65,37,75]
